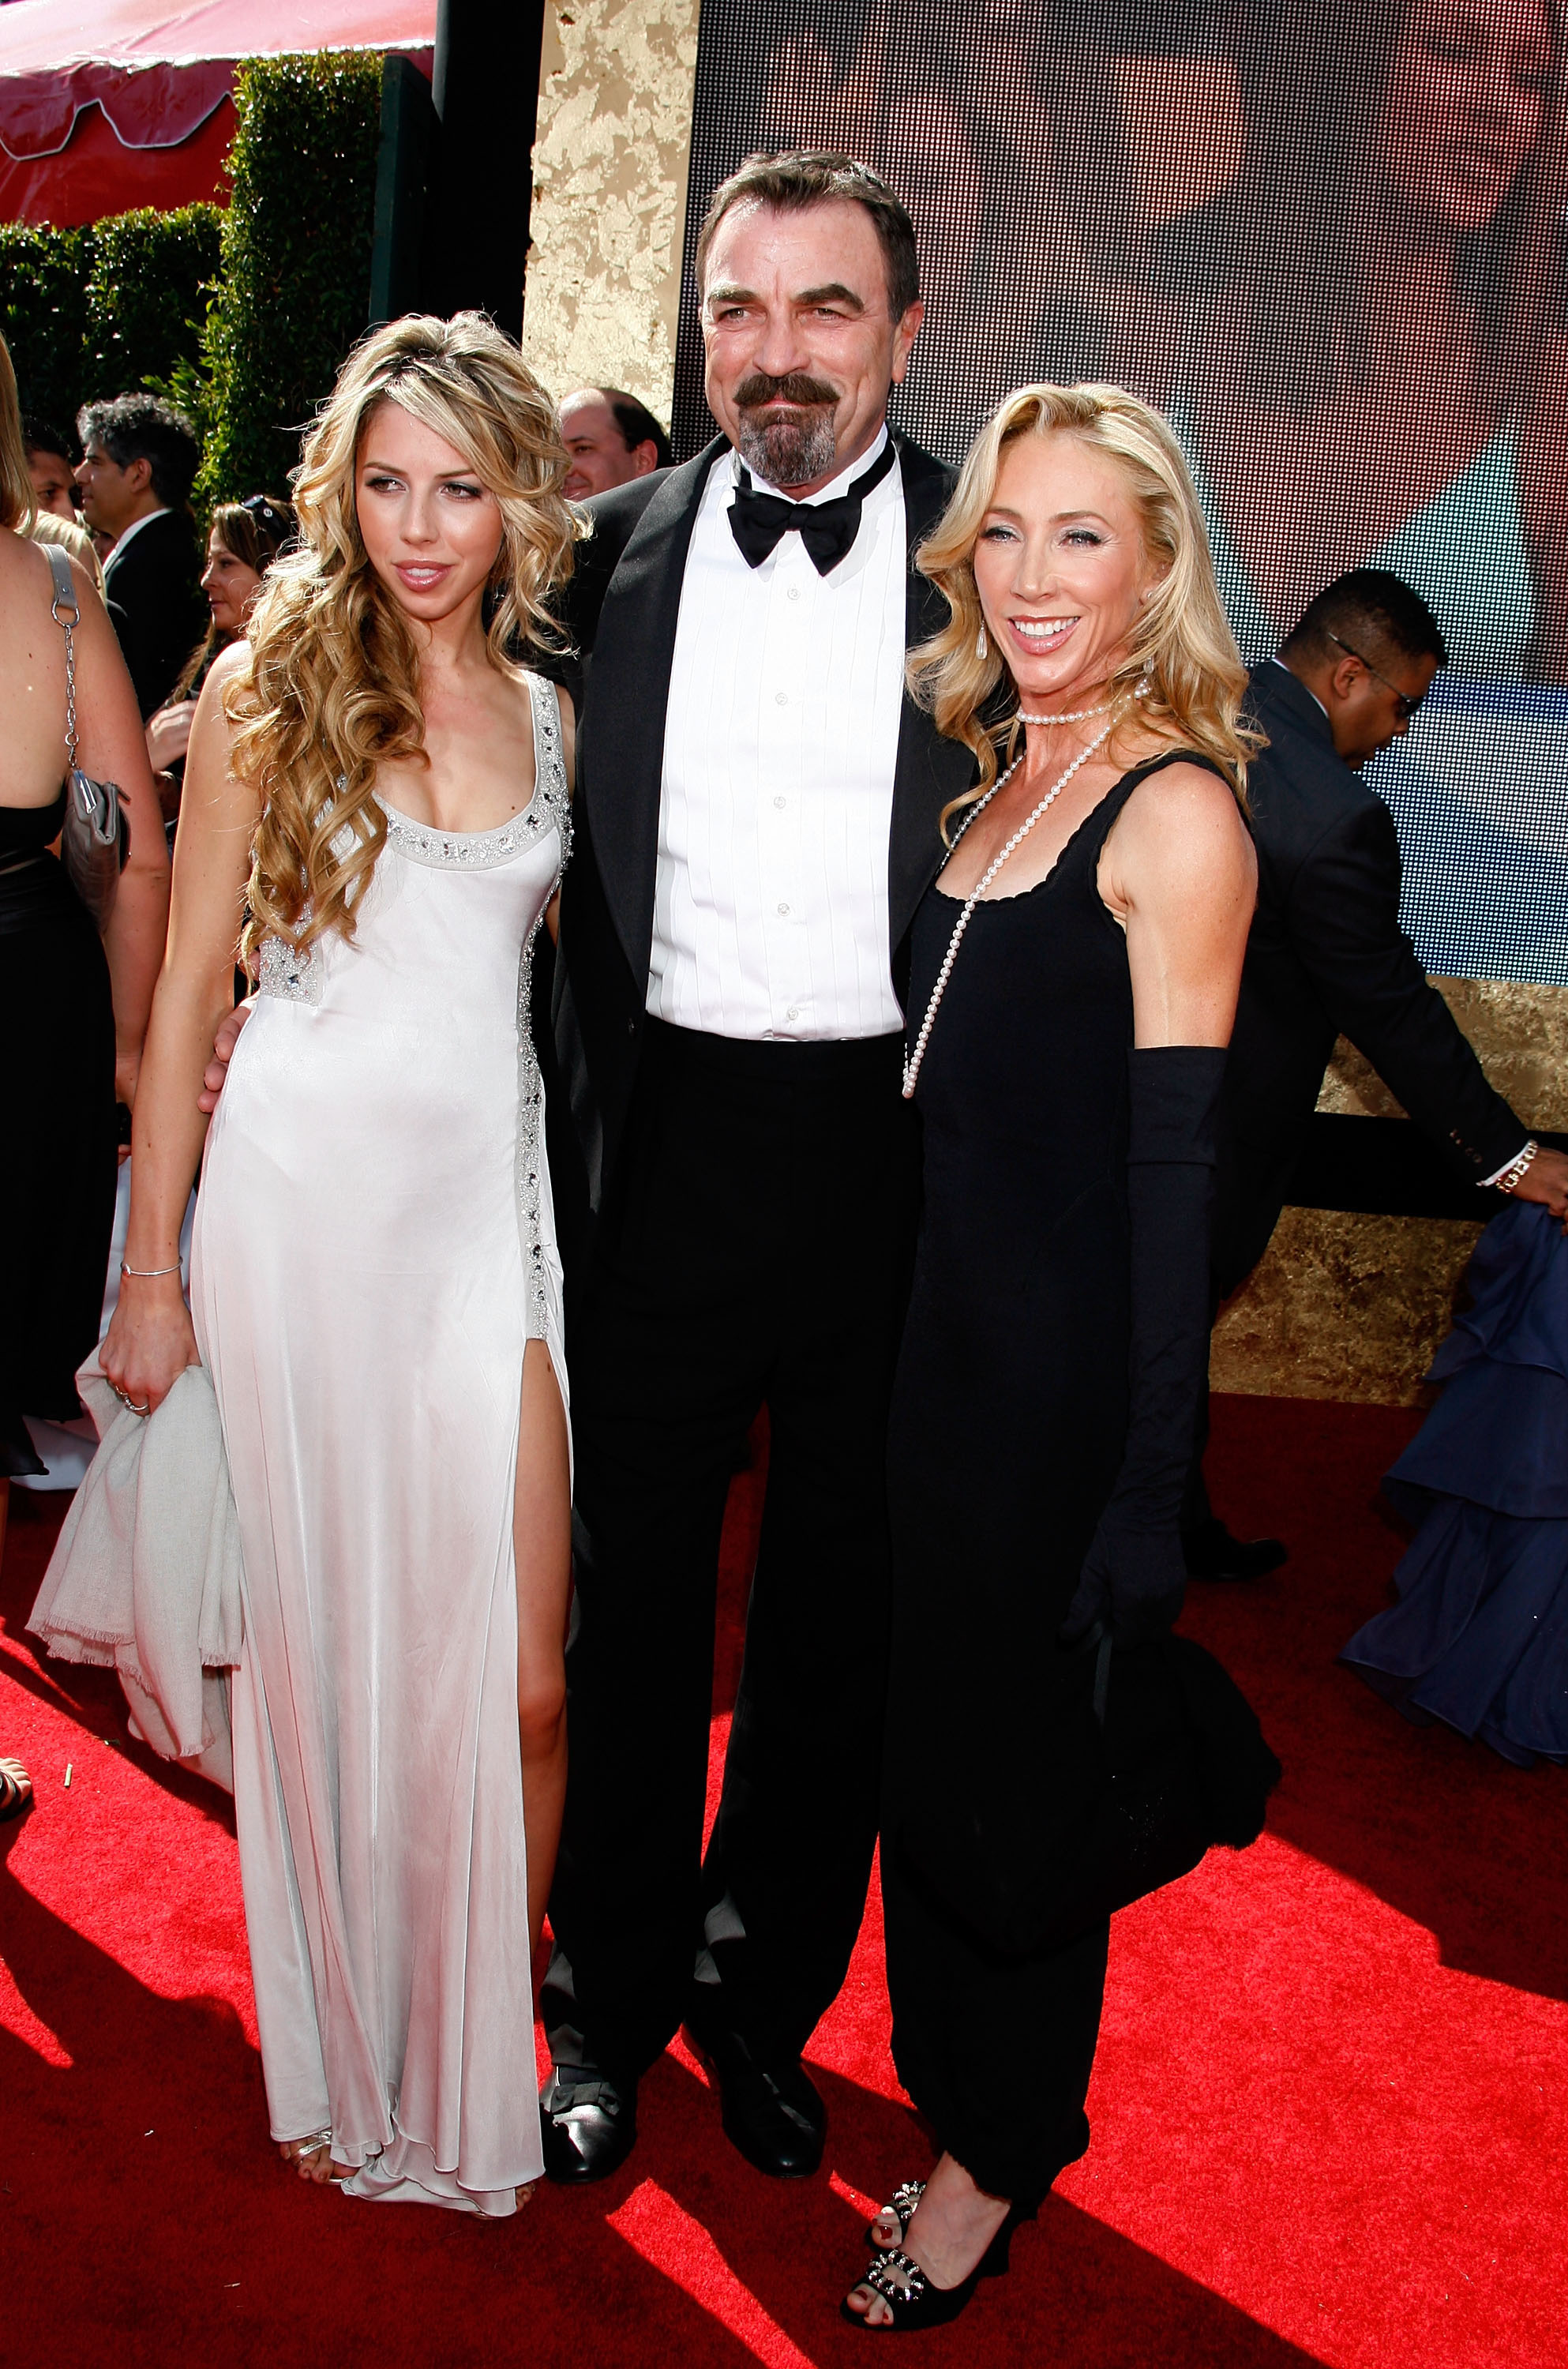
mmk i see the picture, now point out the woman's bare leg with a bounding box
[515,1338,572,1967]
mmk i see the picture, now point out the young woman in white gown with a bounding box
[101,315,580,2215]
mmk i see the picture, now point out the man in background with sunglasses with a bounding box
[1184,567,1568,1583]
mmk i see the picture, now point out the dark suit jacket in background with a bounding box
[1217,661,1528,1293]
[547,431,974,1250]
[101,509,206,720]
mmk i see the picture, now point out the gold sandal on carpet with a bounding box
[0,1758,32,1823]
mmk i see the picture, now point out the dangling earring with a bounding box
[976,623,988,660]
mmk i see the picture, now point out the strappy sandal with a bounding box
[0,1759,32,1823]
[280,2128,349,2179]
[865,2179,925,2251]
[841,2209,1021,2333]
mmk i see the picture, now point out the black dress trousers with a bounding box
[546,1018,918,2080]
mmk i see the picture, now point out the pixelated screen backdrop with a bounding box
[672,0,1568,986]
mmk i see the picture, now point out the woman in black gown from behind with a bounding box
[0,332,168,1497]
[845,385,1259,2331]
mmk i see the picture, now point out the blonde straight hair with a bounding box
[0,332,37,531]
[908,384,1261,837]
[229,313,580,969]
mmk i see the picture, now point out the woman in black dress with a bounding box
[0,332,168,1501]
[845,385,1259,2330]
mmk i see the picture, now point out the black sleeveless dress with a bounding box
[0,794,118,1474]
[882,752,1216,2208]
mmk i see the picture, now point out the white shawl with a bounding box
[28,1357,244,1793]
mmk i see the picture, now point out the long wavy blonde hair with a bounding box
[908,384,1261,838]
[229,313,580,968]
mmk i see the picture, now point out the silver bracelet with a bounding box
[120,1260,182,1279]
[1492,1139,1538,1195]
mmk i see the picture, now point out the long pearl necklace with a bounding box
[902,712,1119,1101]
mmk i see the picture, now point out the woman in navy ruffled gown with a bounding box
[1343,1201,1568,1767]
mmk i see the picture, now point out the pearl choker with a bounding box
[1017,673,1150,727]
[1016,700,1112,724]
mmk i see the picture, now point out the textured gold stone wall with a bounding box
[1318,978,1568,1128]
[1211,979,1567,1404]
[1210,1209,1485,1406]
[521,0,700,424]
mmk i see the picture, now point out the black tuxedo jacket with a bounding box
[550,431,974,1222]
[1216,660,1527,1290]
[102,509,206,719]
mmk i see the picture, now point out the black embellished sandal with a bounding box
[865,2179,925,2251]
[841,2210,1020,2333]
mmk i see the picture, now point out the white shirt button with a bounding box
[773,795,786,809]
[786,1006,800,1020]
[777,901,790,916]
[786,586,801,601]
[775,690,788,705]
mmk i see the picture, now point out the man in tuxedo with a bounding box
[539,152,973,2184]
[1187,569,1568,1577]
[74,396,205,719]
[559,387,672,499]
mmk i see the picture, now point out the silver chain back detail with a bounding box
[51,576,81,770]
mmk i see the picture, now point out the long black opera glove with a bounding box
[1060,1046,1228,1650]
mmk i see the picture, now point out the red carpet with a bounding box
[4,1394,1566,2368]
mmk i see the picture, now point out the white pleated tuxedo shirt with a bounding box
[648,427,907,1040]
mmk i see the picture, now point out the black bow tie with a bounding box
[727,437,898,576]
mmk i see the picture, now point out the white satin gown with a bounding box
[192,672,571,2214]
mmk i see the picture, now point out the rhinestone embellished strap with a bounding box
[864,2248,927,2303]
[378,798,546,869]
[257,932,323,1005]
[516,673,572,1338]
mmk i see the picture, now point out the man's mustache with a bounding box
[734,373,839,411]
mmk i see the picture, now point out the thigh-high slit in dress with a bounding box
[192,674,571,2214]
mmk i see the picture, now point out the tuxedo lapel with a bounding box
[887,437,974,960]
[581,435,728,984]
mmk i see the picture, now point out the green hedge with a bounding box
[0,223,85,426]
[84,208,223,407]
[0,207,220,431]
[197,51,382,503]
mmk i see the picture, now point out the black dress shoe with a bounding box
[540,2065,638,2183]
[1184,1517,1288,1582]
[685,2016,826,2179]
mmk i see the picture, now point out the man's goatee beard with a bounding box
[737,407,838,489]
